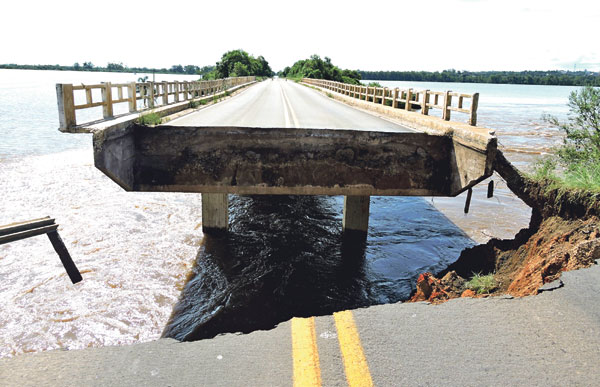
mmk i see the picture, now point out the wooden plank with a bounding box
[73,84,104,90]
[75,101,106,110]
[0,224,59,245]
[0,217,54,236]
[47,231,82,284]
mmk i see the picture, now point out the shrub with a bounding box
[137,112,161,126]
[465,273,497,294]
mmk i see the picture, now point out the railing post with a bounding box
[162,81,168,105]
[392,88,399,109]
[56,84,76,130]
[128,82,137,112]
[422,90,430,115]
[183,81,189,100]
[469,92,479,126]
[443,90,452,121]
[148,82,155,108]
[381,88,387,105]
[405,88,413,111]
[174,81,180,102]
[101,82,113,119]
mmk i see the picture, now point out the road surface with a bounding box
[170,79,412,132]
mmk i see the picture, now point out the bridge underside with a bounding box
[93,124,495,197]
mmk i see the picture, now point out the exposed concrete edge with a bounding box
[60,81,257,135]
[301,82,495,152]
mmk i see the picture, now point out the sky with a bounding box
[1,0,599,72]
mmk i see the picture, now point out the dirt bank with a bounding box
[409,151,600,304]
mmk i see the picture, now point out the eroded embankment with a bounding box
[410,151,600,303]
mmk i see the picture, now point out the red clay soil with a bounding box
[409,216,600,304]
[408,151,600,304]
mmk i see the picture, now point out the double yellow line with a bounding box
[291,310,373,386]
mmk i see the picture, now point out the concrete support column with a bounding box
[342,196,370,233]
[201,193,229,233]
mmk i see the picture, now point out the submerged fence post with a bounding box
[56,84,76,130]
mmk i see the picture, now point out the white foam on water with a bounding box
[0,148,203,357]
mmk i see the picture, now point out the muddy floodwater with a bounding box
[0,70,576,356]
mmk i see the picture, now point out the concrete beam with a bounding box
[201,193,229,233]
[342,196,370,233]
[93,124,492,197]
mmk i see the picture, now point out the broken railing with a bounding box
[303,78,479,126]
[56,76,256,131]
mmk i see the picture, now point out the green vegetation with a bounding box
[358,70,600,86]
[137,112,162,126]
[280,55,361,85]
[366,81,383,87]
[201,50,273,80]
[465,273,497,294]
[533,86,600,191]
[0,62,205,75]
[190,99,208,108]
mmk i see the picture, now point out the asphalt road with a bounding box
[170,79,412,132]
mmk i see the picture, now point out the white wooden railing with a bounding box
[303,78,479,126]
[56,76,255,130]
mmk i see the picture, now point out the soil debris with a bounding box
[407,151,600,304]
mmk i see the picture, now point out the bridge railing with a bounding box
[56,76,255,130]
[303,78,479,126]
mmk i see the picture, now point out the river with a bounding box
[0,70,576,356]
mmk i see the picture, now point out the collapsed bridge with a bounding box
[56,76,496,234]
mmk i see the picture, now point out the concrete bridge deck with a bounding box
[88,79,496,233]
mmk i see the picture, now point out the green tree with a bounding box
[545,86,600,164]
[536,86,600,190]
[284,55,361,84]
[215,49,272,78]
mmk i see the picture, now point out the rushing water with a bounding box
[0,70,577,356]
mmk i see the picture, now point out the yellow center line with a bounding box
[291,317,322,387]
[333,310,374,387]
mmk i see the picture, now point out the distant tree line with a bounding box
[280,55,361,84]
[358,69,600,86]
[201,50,274,80]
[0,62,205,75]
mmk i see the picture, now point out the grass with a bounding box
[190,99,208,109]
[137,112,162,126]
[530,158,600,193]
[326,92,334,98]
[465,273,497,294]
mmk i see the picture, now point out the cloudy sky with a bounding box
[1,0,598,72]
